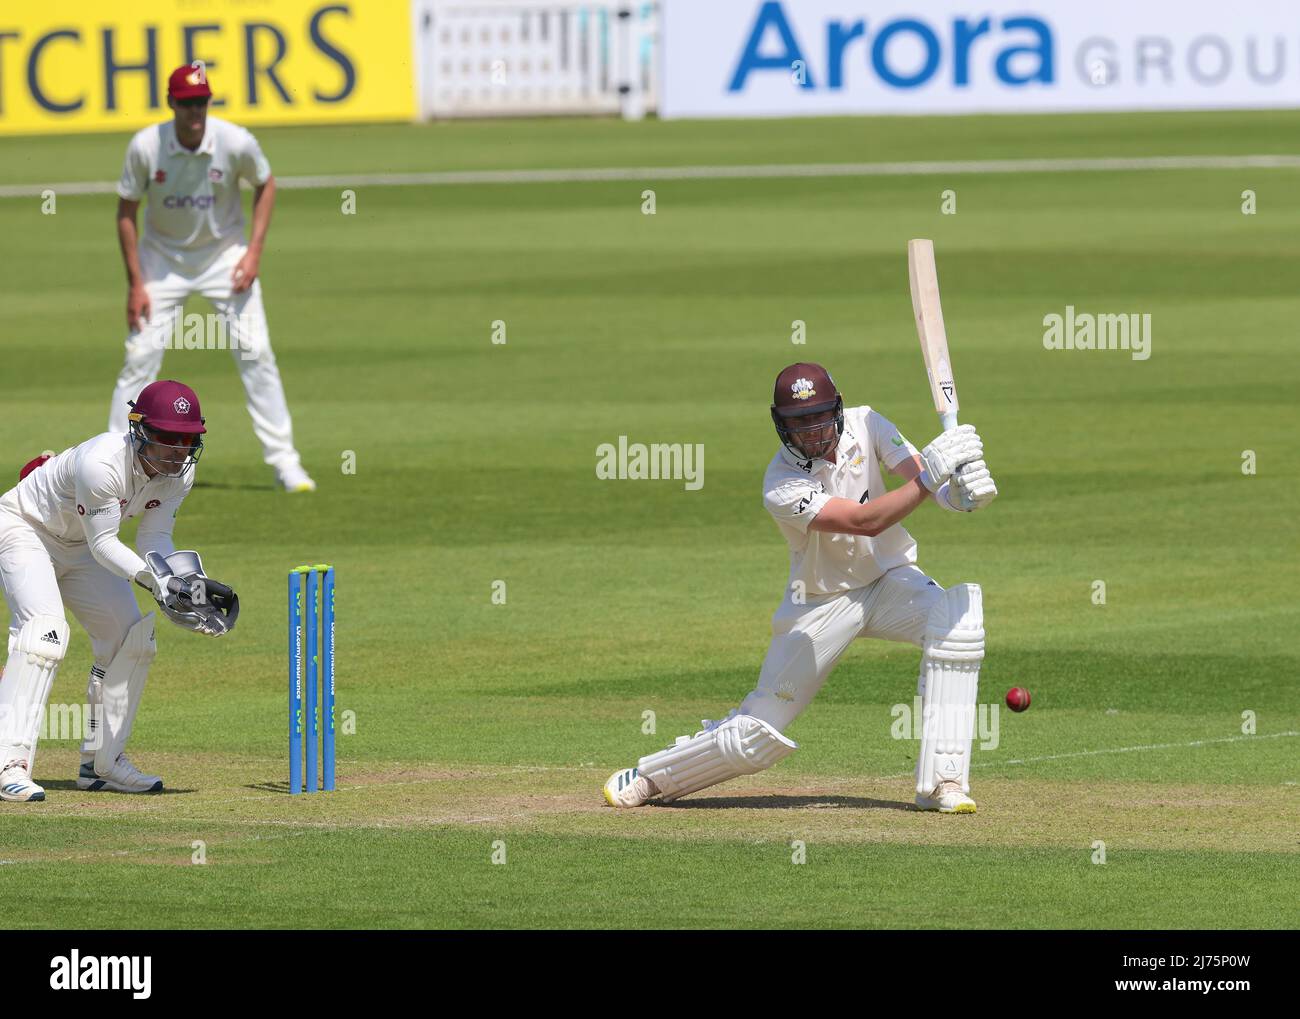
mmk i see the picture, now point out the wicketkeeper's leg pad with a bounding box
[638,713,797,803]
[916,583,984,795]
[88,614,157,775]
[0,614,70,769]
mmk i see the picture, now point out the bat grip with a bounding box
[938,410,959,432]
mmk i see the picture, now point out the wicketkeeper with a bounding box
[0,380,239,802]
[108,63,315,493]
[605,362,999,812]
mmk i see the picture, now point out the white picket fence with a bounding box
[412,0,659,119]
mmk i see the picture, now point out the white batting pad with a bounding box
[916,584,984,795]
[88,614,157,775]
[0,614,70,768]
[638,713,797,803]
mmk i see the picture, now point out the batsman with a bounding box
[605,360,999,812]
[0,380,239,802]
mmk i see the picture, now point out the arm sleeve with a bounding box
[236,129,272,187]
[135,488,186,560]
[762,478,830,535]
[116,136,149,201]
[871,410,921,471]
[74,463,147,580]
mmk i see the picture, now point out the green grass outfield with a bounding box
[0,111,1296,928]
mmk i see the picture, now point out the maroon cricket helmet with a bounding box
[127,381,205,477]
[772,363,842,418]
[129,380,206,434]
[770,362,845,461]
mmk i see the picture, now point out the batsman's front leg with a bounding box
[915,583,984,814]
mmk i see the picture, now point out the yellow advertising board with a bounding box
[0,0,414,135]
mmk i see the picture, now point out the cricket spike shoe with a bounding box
[0,759,45,802]
[915,780,977,814]
[603,766,658,808]
[278,464,317,493]
[78,753,163,793]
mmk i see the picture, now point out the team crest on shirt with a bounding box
[146,499,161,509]
[208,168,223,182]
[790,378,816,400]
[848,453,865,468]
[154,169,166,184]
[173,397,191,414]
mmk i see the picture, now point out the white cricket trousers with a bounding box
[107,242,304,476]
[0,501,140,662]
[0,500,142,761]
[738,564,946,732]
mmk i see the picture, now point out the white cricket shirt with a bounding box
[0,433,191,580]
[117,116,272,274]
[762,405,921,596]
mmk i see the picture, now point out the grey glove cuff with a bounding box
[933,481,968,513]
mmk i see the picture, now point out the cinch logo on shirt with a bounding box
[163,195,216,209]
[146,499,161,509]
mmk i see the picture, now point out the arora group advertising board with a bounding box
[0,0,414,135]
[660,0,1300,118]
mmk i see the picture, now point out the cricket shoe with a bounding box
[0,759,45,802]
[278,464,317,493]
[603,767,658,807]
[78,753,163,793]
[916,780,976,814]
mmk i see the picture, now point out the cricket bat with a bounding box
[907,238,959,432]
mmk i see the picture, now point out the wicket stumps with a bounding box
[289,564,335,794]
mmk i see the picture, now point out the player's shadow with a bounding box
[667,794,914,811]
[40,779,194,794]
[247,781,315,794]
[192,480,279,492]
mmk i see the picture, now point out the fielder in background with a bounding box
[0,380,239,803]
[605,362,998,813]
[108,63,315,493]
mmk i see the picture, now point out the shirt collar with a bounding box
[777,422,857,475]
[123,435,146,484]
[165,122,216,157]
[778,444,824,474]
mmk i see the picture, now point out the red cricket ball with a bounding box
[1005,687,1031,712]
